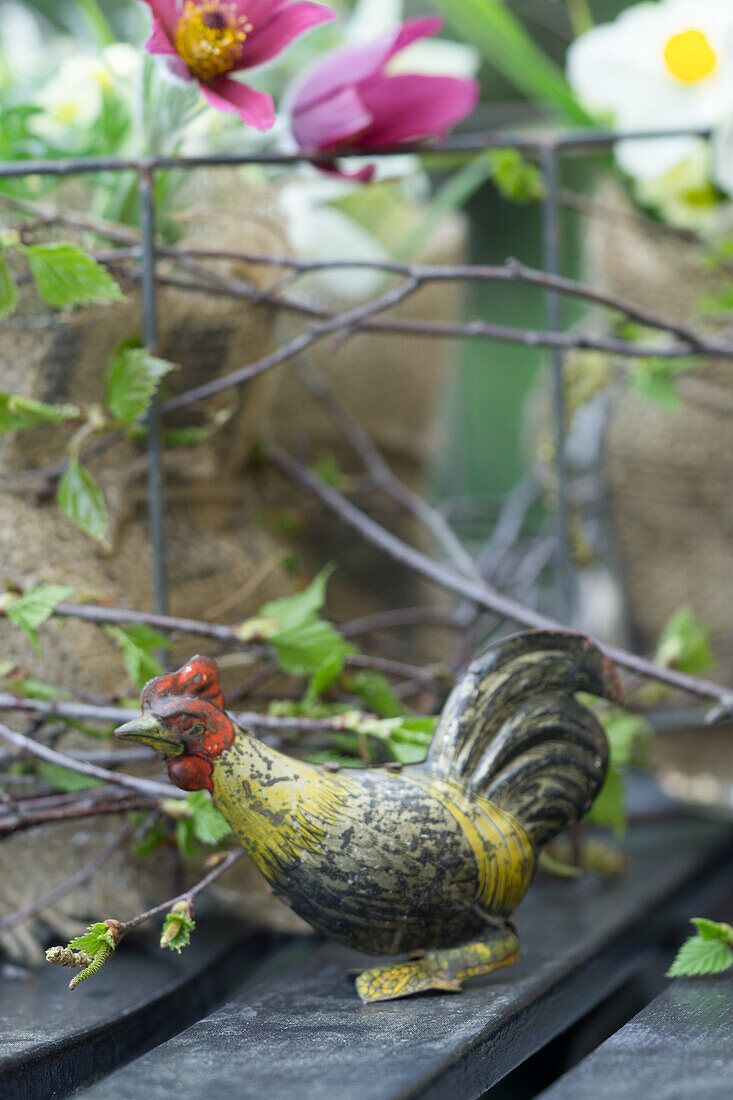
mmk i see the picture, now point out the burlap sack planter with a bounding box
[0,188,467,958]
[584,179,733,807]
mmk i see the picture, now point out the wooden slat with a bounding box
[538,974,733,1100]
[74,818,733,1100]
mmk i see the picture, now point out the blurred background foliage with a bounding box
[10,0,630,506]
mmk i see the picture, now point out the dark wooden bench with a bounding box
[4,782,733,1100]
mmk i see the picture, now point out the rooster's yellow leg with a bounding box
[355,928,520,1004]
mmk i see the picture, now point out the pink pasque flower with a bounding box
[288,16,480,178]
[143,0,336,131]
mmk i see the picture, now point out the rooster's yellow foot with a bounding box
[355,928,520,1004]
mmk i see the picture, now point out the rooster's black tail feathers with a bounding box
[427,631,622,847]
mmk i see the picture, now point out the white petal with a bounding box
[614,134,700,179]
[713,113,733,194]
[389,39,481,79]
[345,0,403,44]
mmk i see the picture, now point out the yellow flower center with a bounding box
[663,28,717,84]
[174,1,253,81]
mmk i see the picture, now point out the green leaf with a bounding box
[75,0,116,46]
[69,922,116,954]
[488,149,545,204]
[6,583,74,653]
[0,393,80,434]
[105,345,175,424]
[584,763,627,839]
[186,791,232,846]
[160,908,196,953]
[600,709,653,768]
[105,623,171,691]
[692,918,733,944]
[25,243,123,309]
[657,607,713,674]
[37,761,102,793]
[259,567,333,630]
[57,460,109,544]
[667,934,733,978]
[175,818,199,859]
[255,568,354,680]
[163,426,212,448]
[0,253,18,319]
[432,0,591,125]
[628,357,694,412]
[274,618,353,680]
[348,671,407,719]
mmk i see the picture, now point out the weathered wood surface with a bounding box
[539,974,733,1100]
[71,816,733,1100]
[0,916,279,1100]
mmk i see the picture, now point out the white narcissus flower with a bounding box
[635,142,720,230]
[567,0,733,181]
[279,176,390,301]
[32,46,142,145]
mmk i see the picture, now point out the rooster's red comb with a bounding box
[141,655,224,713]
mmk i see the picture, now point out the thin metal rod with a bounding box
[0,127,712,180]
[540,143,573,622]
[138,167,168,615]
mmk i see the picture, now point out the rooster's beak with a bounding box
[115,714,184,755]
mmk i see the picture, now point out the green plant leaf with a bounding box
[347,671,407,719]
[667,934,733,978]
[0,392,80,434]
[0,253,18,319]
[37,761,102,793]
[657,607,713,674]
[600,709,653,768]
[251,568,354,680]
[432,0,591,125]
[186,791,232,846]
[105,345,175,424]
[69,921,116,954]
[584,763,626,839]
[25,243,122,309]
[691,918,733,943]
[105,623,171,691]
[5,583,74,653]
[259,567,333,630]
[160,907,196,953]
[488,149,545,204]
[57,459,109,544]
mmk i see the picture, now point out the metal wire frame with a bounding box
[0,125,710,619]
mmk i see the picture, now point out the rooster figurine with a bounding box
[116,630,621,1003]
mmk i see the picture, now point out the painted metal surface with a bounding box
[117,630,620,1000]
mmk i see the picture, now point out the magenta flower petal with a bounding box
[200,76,276,130]
[292,16,443,114]
[141,0,179,37]
[237,0,289,21]
[292,84,372,150]
[145,17,176,56]
[358,75,480,148]
[240,1,336,68]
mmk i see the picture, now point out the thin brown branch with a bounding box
[120,850,245,932]
[0,794,153,838]
[161,271,423,413]
[268,442,733,712]
[295,362,481,583]
[0,720,183,800]
[340,606,466,637]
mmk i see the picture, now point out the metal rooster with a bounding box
[116,630,621,1002]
